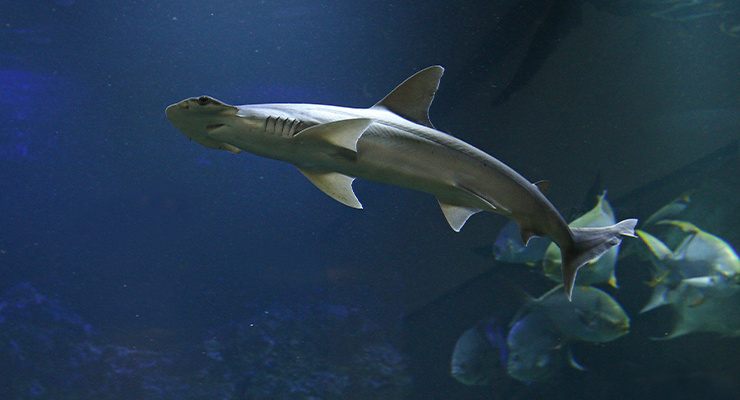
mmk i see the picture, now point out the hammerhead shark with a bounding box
[166,66,637,299]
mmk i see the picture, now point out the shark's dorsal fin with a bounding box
[371,66,444,129]
[296,118,372,153]
[298,168,363,209]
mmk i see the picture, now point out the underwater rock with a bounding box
[0,282,97,399]
[0,282,410,399]
[203,298,411,399]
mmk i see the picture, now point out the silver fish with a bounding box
[506,311,585,383]
[637,220,740,313]
[450,317,509,386]
[518,285,630,343]
[493,220,551,265]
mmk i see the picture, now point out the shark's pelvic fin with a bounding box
[296,118,372,153]
[298,168,363,209]
[437,182,511,232]
[371,66,444,129]
[437,201,481,232]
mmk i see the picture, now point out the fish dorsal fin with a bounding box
[298,168,363,209]
[636,230,672,261]
[639,285,670,314]
[371,66,444,129]
[520,228,537,246]
[597,190,615,219]
[659,313,695,340]
[608,273,619,288]
[567,347,587,371]
[437,201,481,232]
[296,118,372,153]
[657,219,701,233]
[533,180,550,195]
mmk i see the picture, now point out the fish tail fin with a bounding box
[561,218,638,300]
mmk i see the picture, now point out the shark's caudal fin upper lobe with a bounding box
[561,218,638,300]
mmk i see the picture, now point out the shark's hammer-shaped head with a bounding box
[165,96,242,153]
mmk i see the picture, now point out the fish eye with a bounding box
[197,96,210,106]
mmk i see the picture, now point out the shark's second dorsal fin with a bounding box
[533,180,550,195]
[371,66,444,129]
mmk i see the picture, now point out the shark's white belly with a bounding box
[229,104,544,217]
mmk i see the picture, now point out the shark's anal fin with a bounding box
[298,168,363,209]
[296,118,372,153]
[371,66,444,129]
[437,201,481,232]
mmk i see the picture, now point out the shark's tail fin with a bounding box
[561,218,638,300]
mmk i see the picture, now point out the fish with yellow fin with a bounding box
[637,220,740,313]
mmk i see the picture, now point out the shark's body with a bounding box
[166,66,637,299]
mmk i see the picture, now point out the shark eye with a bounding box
[197,96,210,106]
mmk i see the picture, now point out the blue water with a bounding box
[1,0,739,399]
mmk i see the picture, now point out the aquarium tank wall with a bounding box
[1,0,738,399]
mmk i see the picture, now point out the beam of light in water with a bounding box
[0,69,69,162]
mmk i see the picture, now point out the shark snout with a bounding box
[165,102,185,118]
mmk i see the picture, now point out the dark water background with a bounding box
[1,0,739,399]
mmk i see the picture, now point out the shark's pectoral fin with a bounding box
[296,118,372,153]
[298,168,363,209]
[438,200,481,232]
[221,143,242,154]
[201,126,243,154]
